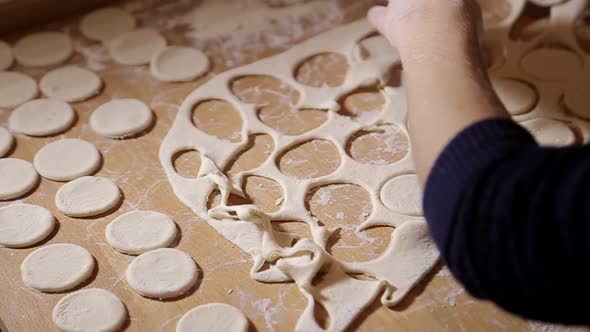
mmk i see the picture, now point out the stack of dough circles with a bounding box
[176,303,249,332]
[0,158,39,200]
[52,288,127,332]
[0,71,38,108]
[40,65,103,102]
[150,46,210,82]
[106,210,178,255]
[34,138,101,181]
[55,176,121,218]
[380,174,423,216]
[520,118,576,147]
[21,243,94,292]
[126,248,198,299]
[90,99,154,138]
[108,28,167,65]
[14,32,73,67]
[0,40,14,70]
[9,99,75,136]
[80,7,136,42]
[0,126,14,157]
[0,204,55,248]
[520,47,582,81]
[491,78,537,115]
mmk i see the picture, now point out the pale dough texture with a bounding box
[150,46,210,82]
[105,210,177,255]
[40,65,103,102]
[0,40,14,70]
[491,77,537,115]
[9,99,75,136]
[126,248,198,299]
[21,243,94,292]
[0,204,54,248]
[176,303,249,332]
[381,174,423,216]
[52,288,127,332]
[34,138,101,181]
[80,7,136,42]
[90,99,154,138]
[0,71,38,108]
[0,126,14,157]
[108,28,167,65]
[520,118,576,147]
[14,32,73,67]
[55,176,121,218]
[0,158,39,200]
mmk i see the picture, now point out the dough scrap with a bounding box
[0,158,38,200]
[0,71,38,109]
[21,243,94,292]
[55,176,121,218]
[176,303,249,332]
[90,99,154,138]
[9,99,75,136]
[150,46,210,82]
[80,7,136,42]
[14,32,73,67]
[52,288,127,332]
[108,28,167,65]
[520,118,576,147]
[40,65,103,102]
[0,40,14,70]
[0,126,14,157]
[381,174,423,217]
[34,138,101,181]
[0,204,54,248]
[491,77,537,115]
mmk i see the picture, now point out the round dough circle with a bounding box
[491,78,537,115]
[106,210,177,255]
[521,48,582,81]
[564,84,590,120]
[0,71,38,108]
[176,303,249,332]
[40,65,103,102]
[0,158,38,200]
[14,32,73,67]
[381,174,423,216]
[9,99,75,136]
[0,40,14,70]
[52,288,127,332]
[0,126,14,157]
[108,28,167,65]
[21,243,94,292]
[126,248,198,299]
[90,99,154,138]
[55,176,121,218]
[80,7,136,42]
[150,46,210,82]
[0,204,54,248]
[520,118,575,147]
[34,138,101,181]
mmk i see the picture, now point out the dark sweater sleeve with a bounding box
[424,118,590,324]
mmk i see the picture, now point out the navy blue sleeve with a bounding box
[424,118,590,324]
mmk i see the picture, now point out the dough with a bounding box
[520,118,576,147]
[0,204,55,248]
[80,7,136,42]
[108,28,167,65]
[0,40,14,70]
[0,71,38,108]
[105,210,177,255]
[21,243,94,292]
[0,126,14,157]
[34,138,101,181]
[381,174,423,216]
[14,32,73,67]
[150,46,210,82]
[9,99,75,136]
[491,77,537,115]
[564,83,590,119]
[52,288,127,332]
[90,99,154,138]
[520,48,582,81]
[0,158,39,200]
[40,65,103,102]
[126,248,198,299]
[55,176,121,218]
[176,303,249,332]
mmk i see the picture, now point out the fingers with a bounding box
[367,6,388,35]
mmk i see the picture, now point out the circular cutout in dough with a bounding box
[106,210,177,255]
[0,204,54,248]
[150,46,210,82]
[34,138,101,181]
[491,78,537,115]
[90,99,154,138]
[0,40,14,70]
[55,176,121,218]
[40,65,103,102]
[0,71,38,108]
[21,243,94,292]
[52,288,127,332]
[381,174,423,216]
[80,7,136,42]
[126,248,198,299]
[520,118,575,147]
[108,28,167,65]
[14,32,73,67]
[564,83,590,120]
[0,158,38,200]
[9,99,75,136]
[0,126,14,157]
[176,303,249,332]
[521,48,582,81]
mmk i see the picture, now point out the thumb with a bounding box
[367,6,388,36]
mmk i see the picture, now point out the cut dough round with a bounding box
[0,71,38,108]
[0,126,14,157]
[0,204,54,248]
[14,32,73,67]
[381,174,423,216]
[0,40,14,70]
[21,243,94,292]
[106,210,177,255]
[491,78,537,115]
[520,118,575,147]
[90,99,154,138]
[80,7,136,42]
[40,65,103,102]
[126,248,198,299]
[34,138,101,181]
[521,48,582,81]
[150,46,210,82]
[108,28,167,65]
[564,84,590,120]
[9,99,75,136]
[55,176,121,218]
[0,158,38,200]
[176,303,249,332]
[52,288,127,332]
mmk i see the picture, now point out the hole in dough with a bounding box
[192,99,243,143]
[258,106,328,136]
[243,176,284,213]
[231,75,300,106]
[479,0,513,26]
[520,118,577,147]
[338,85,386,124]
[207,190,252,210]
[520,46,583,81]
[271,220,312,244]
[295,52,349,88]
[278,139,340,179]
[225,134,274,175]
[172,149,202,179]
[346,124,409,166]
[490,77,538,115]
[510,2,551,41]
[313,299,331,330]
[380,174,423,216]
